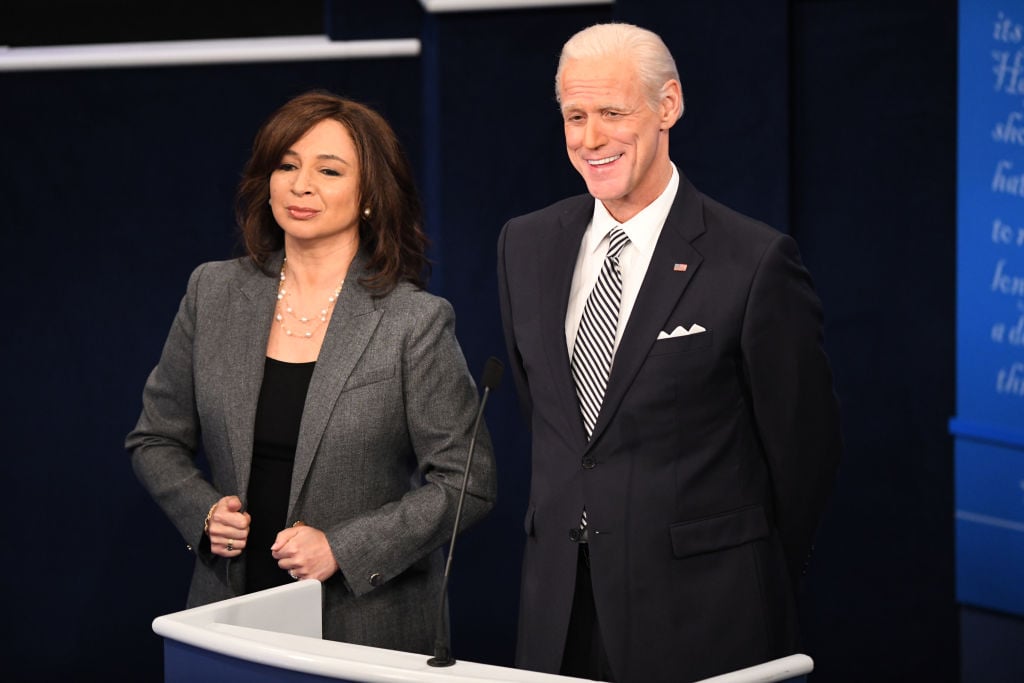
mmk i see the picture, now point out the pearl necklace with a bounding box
[275,257,344,340]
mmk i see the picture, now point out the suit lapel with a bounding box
[287,253,383,519]
[587,175,706,446]
[225,256,279,501]
[541,198,593,449]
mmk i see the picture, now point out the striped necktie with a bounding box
[571,226,630,440]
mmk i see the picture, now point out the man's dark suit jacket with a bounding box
[497,171,842,683]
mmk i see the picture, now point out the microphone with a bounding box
[427,356,503,667]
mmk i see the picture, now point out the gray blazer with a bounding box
[126,251,496,653]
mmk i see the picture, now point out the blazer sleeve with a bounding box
[497,220,533,426]
[328,294,498,596]
[125,264,221,555]
[741,233,842,582]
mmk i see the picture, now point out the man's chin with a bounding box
[582,180,625,202]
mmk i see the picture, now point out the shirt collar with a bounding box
[583,163,680,257]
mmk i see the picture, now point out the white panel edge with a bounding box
[0,35,420,72]
[420,0,613,13]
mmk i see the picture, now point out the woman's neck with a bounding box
[282,235,359,292]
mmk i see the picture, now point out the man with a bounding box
[497,23,842,683]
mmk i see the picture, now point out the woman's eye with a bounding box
[277,162,297,171]
[320,168,341,177]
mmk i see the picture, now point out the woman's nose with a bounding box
[291,167,314,194]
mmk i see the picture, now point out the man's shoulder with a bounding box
[505,193,593,229]
[695,190,784,248]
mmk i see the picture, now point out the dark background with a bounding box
[2,0,1009,681]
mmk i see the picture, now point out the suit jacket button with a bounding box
[581,456,596,469]
[369,572,383,587]
[569,529,581,542]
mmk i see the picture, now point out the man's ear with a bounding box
[660,79,684,129]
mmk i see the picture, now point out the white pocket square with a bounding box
[657,323,707,340]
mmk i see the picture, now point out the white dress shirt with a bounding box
[565,164,681,359]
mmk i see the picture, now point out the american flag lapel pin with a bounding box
[673,263,688,272]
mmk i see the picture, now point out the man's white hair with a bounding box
[555,22,684,120]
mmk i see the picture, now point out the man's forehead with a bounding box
[559,83,639,113]
[559,56,639,104]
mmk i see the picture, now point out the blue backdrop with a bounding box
[0,1,995,681]
[952,0,1024,621]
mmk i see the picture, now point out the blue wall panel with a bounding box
[954,0,1024,619]
[956,436,1024,615]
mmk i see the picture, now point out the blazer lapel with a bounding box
[225,255,280,501]
[588,175,707,446]
[540,198,593,450]
[287,253,383,519]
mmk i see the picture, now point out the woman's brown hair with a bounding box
[236,90,429,293]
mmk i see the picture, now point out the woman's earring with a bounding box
[362,207,372,220]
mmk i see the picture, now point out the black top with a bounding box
[245,357,315,593]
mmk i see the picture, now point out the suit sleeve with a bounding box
[497,220,534,426]
[125,264,221,555]
[328,295,498,596]
[741,234,842,582]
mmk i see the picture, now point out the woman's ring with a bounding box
[226,540,234,551]
[289,571,298,580]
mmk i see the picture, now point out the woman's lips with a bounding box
[286,206,320,219]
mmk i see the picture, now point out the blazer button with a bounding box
[369,572,383,587]
[569,529,581,542]
[581,456,596,469]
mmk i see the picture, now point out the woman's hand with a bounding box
[272,523,339,581]
[206,495,251,557]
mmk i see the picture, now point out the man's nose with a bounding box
[583,118,607,149]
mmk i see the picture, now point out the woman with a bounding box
[125,90,496,654]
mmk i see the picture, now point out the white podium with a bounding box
[152,580,813,682]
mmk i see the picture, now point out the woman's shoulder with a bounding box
[186,255,268,291]
[376,281,454,319]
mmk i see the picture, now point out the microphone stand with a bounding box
[427,357,502,667]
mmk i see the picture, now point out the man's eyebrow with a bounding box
[561,101,630,112]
